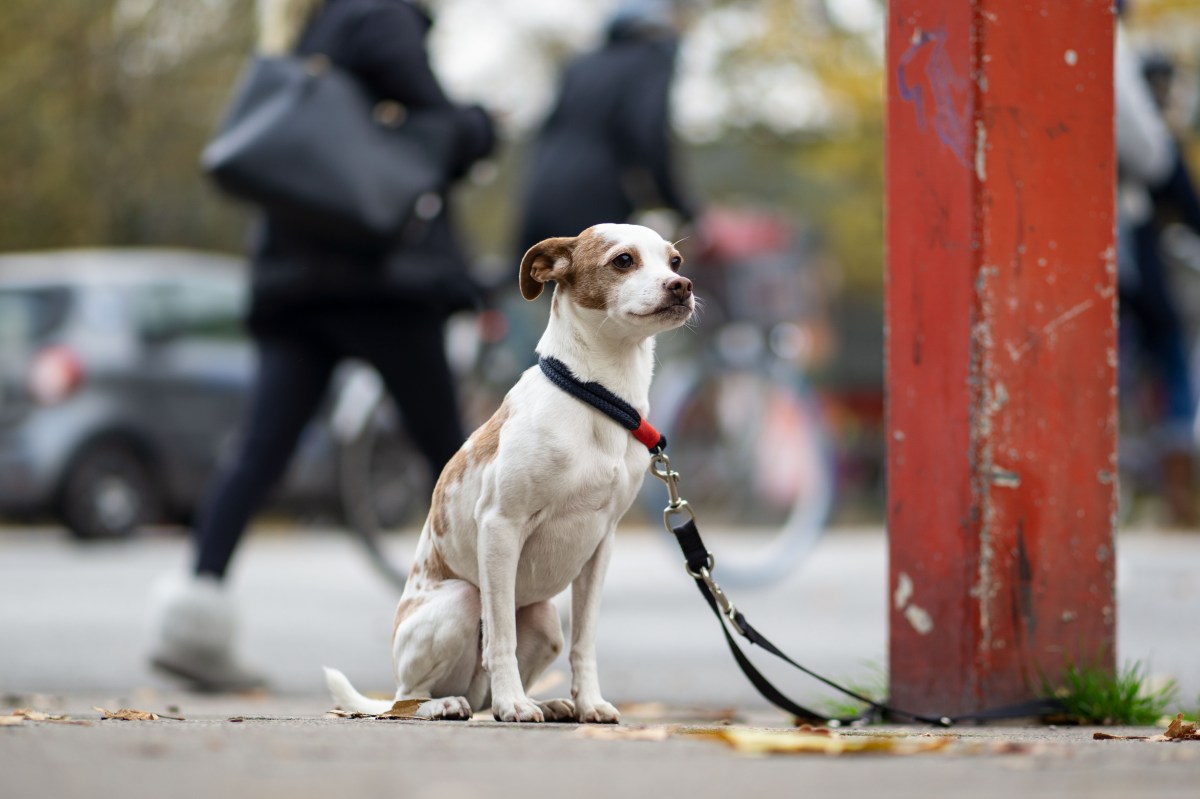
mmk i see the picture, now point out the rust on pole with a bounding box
[886,1,1117,716]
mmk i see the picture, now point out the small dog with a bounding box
[325,223,694,722]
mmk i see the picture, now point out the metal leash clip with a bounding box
[649,451,695,529]
[687,560,744,632]
[649,451,742,633]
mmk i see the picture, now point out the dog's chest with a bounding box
[513,433,645,602]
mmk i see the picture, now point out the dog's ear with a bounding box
[519,237,575,301]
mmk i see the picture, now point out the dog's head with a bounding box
[519,224,694,335]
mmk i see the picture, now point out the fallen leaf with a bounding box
[1095,715,1200,742]
[12,709,56,721]
[94,707,159,721]
[228,717,246,723]
[1159,714,1200,741]
[0,715,25,726]
[793,723,835,737]
[376,699,425,720]
[8,709,88,725]
[690,727,953,756]
[574,725,677,741]
[326,709,373,719]
[1093,732,1149,740]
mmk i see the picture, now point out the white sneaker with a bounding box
[146,573,267,693]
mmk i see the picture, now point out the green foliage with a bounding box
[1049,662,1178,726]
[0,0,255,253]
[816,662,887,722]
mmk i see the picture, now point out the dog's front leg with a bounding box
[478,519,543,723]
[570,529,620,724]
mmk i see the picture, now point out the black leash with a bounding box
[538,355,1064,726]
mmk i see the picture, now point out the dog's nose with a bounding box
[667,277,693,300]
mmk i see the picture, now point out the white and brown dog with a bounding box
[325,223,693,723]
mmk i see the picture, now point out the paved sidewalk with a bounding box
[2,525,1199,797]
[1,525,1197,705]
[2,693,1199,799]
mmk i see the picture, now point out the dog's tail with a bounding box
[323,666,394,715]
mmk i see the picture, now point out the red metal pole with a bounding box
[886,0,1117,716]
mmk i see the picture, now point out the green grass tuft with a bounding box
[1049,661,1177,726]
[817,663,887,722]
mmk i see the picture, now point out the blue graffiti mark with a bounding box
[897,27,973,169]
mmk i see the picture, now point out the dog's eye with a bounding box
[613,253,634,269]
[670,256,683,271]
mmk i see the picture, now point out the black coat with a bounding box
[516,21,696,254]
[248,0,496,329]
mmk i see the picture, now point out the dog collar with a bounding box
[538,356,666,453]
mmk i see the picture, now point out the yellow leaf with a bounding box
[0,715,25,726]
[689,728,953,756]
[326,709,373,719]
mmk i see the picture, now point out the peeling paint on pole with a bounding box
[886,0,1116,716]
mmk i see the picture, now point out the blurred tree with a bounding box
[1,0,1191,298]
[0,0,254,253]
[686,0,886,294]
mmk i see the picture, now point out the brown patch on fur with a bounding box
[519,237,575,300]
[429,401,509,536]
[424,544,462,582]
[392,595,427,639]
[470,400,510,466]
[430,449,467,537]
[561,228,631,310]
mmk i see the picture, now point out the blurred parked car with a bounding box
[0,248,352,539]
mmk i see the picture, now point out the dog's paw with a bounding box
[537,698,577,723]
[418,696,472,721]
[493,697,545,723]
[576,700,620,725]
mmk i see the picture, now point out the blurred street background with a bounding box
[2,0,1200,716]
[3,524,1199,711]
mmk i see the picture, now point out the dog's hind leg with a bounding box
[391,579,482,720]
[515,600,575,722]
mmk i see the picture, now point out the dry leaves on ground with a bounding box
[688,727,954,756]
[376,699,425,720]
[0,709,92,726]
[1094,714,1200,742]
[571,723,956,756]
[93,707,184,722]
[325,709,373,719]
[326,699,425,721]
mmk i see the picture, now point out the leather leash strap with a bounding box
[538,355,1064,726]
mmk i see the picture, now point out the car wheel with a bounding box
[59,442,161,540]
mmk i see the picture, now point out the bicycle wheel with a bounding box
[338,397,429,589]
[644,362,835,588]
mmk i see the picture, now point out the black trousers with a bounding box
[193,307,464,578]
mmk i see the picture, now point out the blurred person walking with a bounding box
[146,0,495,691]
[515,0,700,256]
[1115,12,1199,525]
